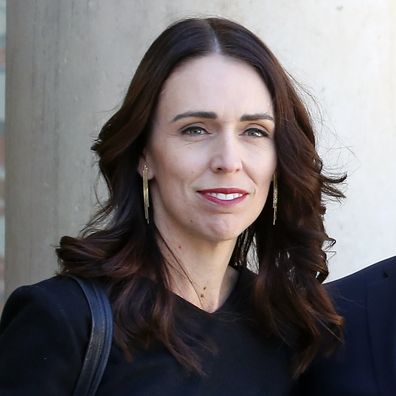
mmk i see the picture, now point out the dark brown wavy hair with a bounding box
[57,17,345,376]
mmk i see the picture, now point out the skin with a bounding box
[141,54,276,312]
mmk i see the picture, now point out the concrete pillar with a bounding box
[5,1,396,296]
[6,1,104,295]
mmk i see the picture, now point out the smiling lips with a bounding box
[198,188,248,205]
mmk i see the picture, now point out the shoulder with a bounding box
[293,257,396,395]
[325,256,396,302]
[330,255,396,287]
[0,275,91,337]
[6,275,88,301]
[0,276,92,394]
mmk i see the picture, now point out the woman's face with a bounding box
[143,54,276,244]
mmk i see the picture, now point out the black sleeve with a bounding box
[0,279,90,395]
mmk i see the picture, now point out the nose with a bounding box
[210,133,242,173]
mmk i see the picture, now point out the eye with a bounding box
[244,127,269,138]
[181,126,208,136]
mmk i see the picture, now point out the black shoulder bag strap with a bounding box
[68,275,113,396]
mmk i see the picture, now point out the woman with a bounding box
[0,18,345,395]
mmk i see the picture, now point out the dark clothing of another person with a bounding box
[296,256,396,396]
[0,267,293,396]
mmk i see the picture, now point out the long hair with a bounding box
[57,17,345,376]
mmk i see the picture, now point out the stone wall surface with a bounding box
[4,0,396,297]
[0,0,4,306]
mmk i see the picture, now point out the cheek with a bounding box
[151,143,205,180]
[250,149,277,187]
[149,160,183,212]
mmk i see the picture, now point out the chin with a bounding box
[202,222,249,243]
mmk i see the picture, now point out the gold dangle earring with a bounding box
[272,174,278,226]
[143,164,150,224]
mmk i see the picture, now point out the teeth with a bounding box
[207,192,243,200]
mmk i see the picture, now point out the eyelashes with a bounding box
[181,126,207,136]
[244,128,270,138]
[180,125,270,138]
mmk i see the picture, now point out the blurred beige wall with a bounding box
[5,0,396,296]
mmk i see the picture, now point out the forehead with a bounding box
[156,54,274,121]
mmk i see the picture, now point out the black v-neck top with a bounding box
[0,267,294,395]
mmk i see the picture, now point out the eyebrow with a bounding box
[171,111,274,123]
[172,111,217,122]
[240,113,274,122]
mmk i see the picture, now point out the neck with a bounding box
[157,230,239,313]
